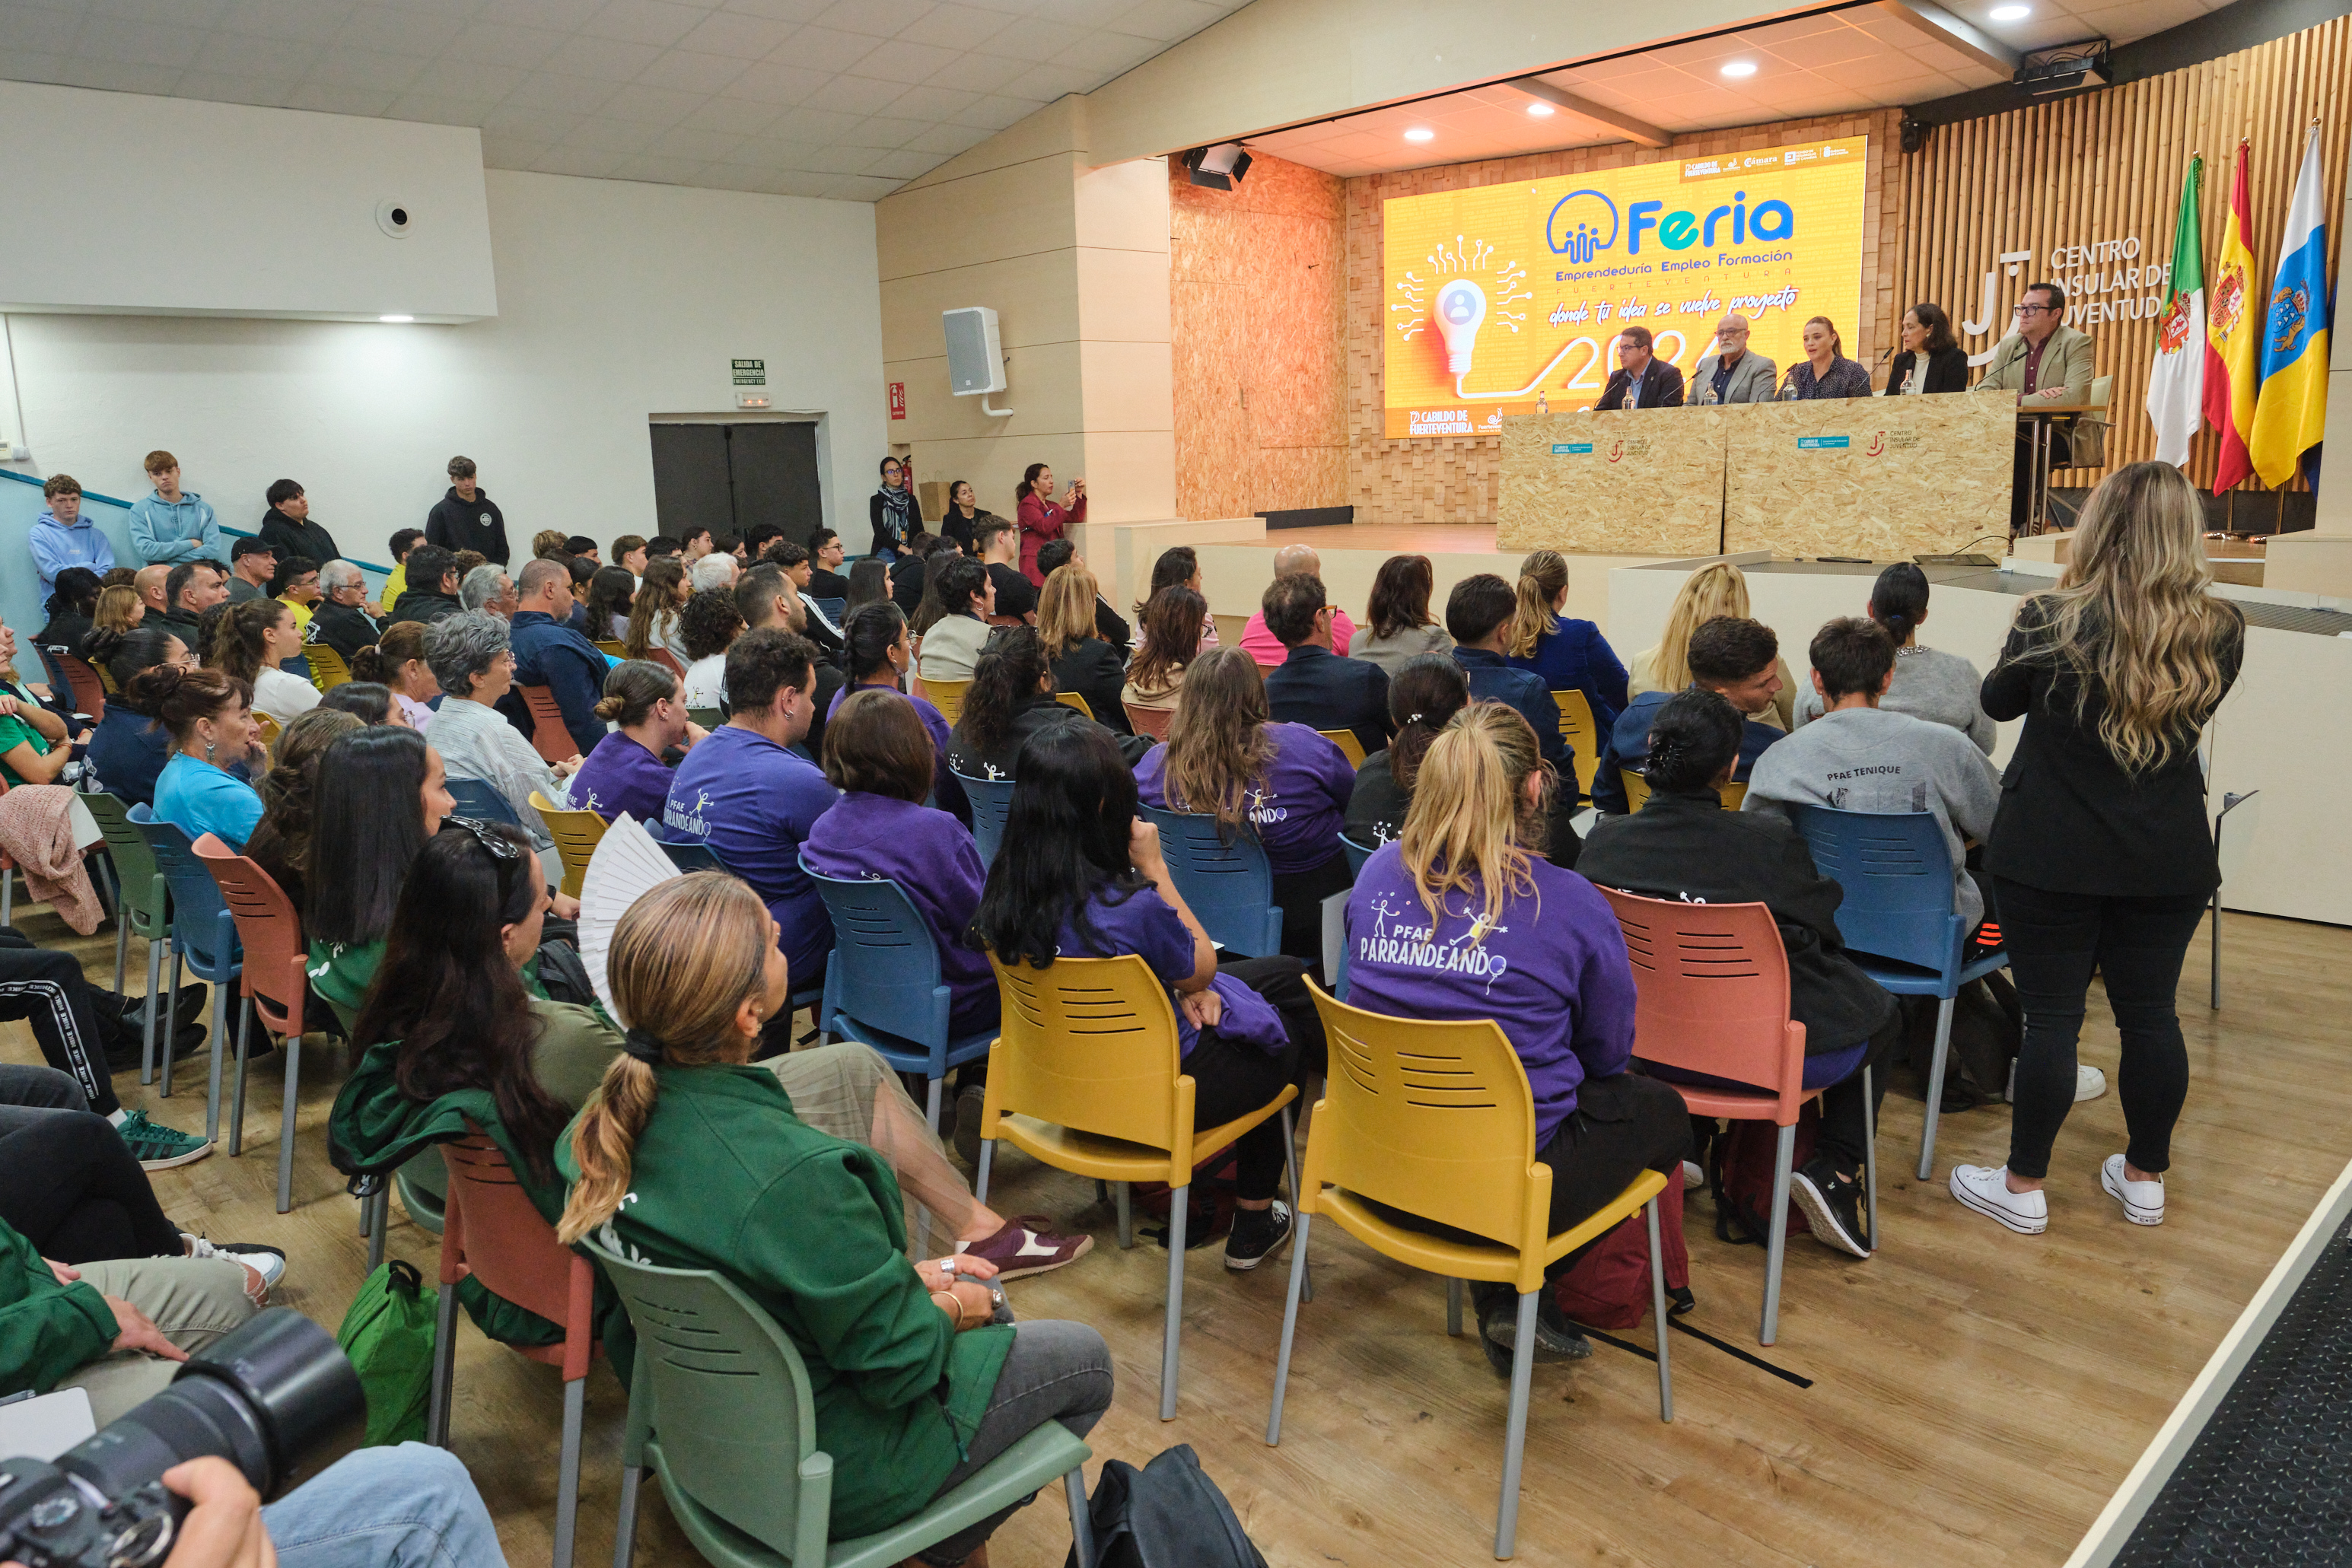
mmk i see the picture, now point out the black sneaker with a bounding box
[1790,1154,1873,1258]
[1477,1288,1592,1365]
[1221,1200,1294,1271]
[951,1081,985,1168]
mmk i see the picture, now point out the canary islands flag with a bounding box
[2249,125,2333,488]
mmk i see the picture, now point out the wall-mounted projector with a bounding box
[943,306,1012,417]
[1182,143,1252,191]
[2015,40,2112,95]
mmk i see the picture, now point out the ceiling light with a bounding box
[1991,4,2031,17]
[1404,126,1435,142]
[1720,59,1758,78]
[380,314,414,323]
[1526,101,1555,117]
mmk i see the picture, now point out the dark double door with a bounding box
[648,420,822,543]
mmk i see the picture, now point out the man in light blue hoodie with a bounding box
[125,449,221,566]
[28,474,114,600]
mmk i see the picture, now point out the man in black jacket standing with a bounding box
[256,479,342,572]
[1594,325,1685,410]
[425,456,508,565]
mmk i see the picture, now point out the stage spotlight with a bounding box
[1182,143,1252,190]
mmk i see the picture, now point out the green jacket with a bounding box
[308,940,553,1036]
[0,1214,119,1397]
[555,1063,1011,1539]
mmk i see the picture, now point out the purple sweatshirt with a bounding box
[1055,883,1287,1058]
[1344,841,1637,1144]
[664,724,839,981]
[569,731,673,825]
[801,791,998,1037]
[1134,722,1354,875]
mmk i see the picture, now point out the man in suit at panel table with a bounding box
[1976,279,2104,534]
[1594,324,1685,410]
[1690,312,1780,406]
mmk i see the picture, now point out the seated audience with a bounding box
[586,565,636,641]
[1137,645,1354,965]
[1580,689,1898,1258]
[1240,545,1352,666]
[270,556,323,641]
[916,555,994,684]
[689,552,740,593]
[571,660,705,824]
[1122,585,1206,720]
[451,549,489,581]
[974,516,1037,623]
[895,532,944,621]
[623,556,691,664]
[1262,572,1389,758]
[1445,575,1571,783]
[422,611,577,846]
[306,560,382,661]
[845,558,890,615]
[304,725,456,1030]
[1345,702,1685,1365]
[664,630,836,985]
[1592,615,1786,814]
[1344,654,1470,850]
[155,559,227,647]
[511,557,614,756]
[319,681,399,726]
[244,708,362,917]
[974,723,1317,1272]
[807,527,851,600]
[142,666,266,851]
[0,945,207,1168]
[1137,546,1218,649]
[1504,549,1629,738]
[1036,539,1130,653]
[89,584,147,655]
[1349,554,1453,676]
[832,603,964,823]
[1746,618,2000,937]
[460,563,516,619]
[1631,561,1795,729]
[349,622,439,730]
[557,873,1112,1559]
[0,622,91,787]
[30,474,113,600]
[256,479,341,577]
[1037,562,1132,734]
[388,543,464,625]
[212,598,318,724]
[224,536,277,606]
[737,565,846,761]
[381,525,424,607]
[133,565,171,623]
[81,626,193,804]
[530,529,570,562]
[947,626,1107,781]
[566,535,600,563]
[38,566,104,656]
[1792,562,1994,751]
[762,541,843,653]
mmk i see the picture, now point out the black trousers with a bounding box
[1271,851,1354,982]
[1815,1013,1901,1177]
[0,931,120,1117]
[1187,956,1317,1201]
[1994,878,2207,1180]
[0,1106,182,1263]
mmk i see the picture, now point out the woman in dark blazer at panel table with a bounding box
[1883,303,1970,396]
[1781,316,1873,399]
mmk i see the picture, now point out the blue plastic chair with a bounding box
[127,806,244,1146]
[654,835,724,873]
[443,777,522,826]
[956,771,1014,866]
[1787,803,2010,1180]
[810,595,848,627]
[1339,834,1377,878]
[1139,803,1284,959]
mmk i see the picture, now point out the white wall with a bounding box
[5,166,885,599]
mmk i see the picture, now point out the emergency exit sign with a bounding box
[731,358,765,386]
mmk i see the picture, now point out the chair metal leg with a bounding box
[277,1028,301,1214]
[364,1188,387,1273]
[1116,1181,1132,1250]
[1861,1064,1879,1252]
[1279,1105,1311,1303]
[2,866,12,927]
[1447,1277,1465,1337]
[112,909,130,996]
[1494,1290,1539,1560]
[228,999,252,1157]
[1265,1210,1313,1445]
[161,949,184,1096]
[923,1074,944,1134]
[973,1137,994,1204]
[140,936,163,1086]
[427,1281,460,1446]
[613,1464,643,1568]
[1918,995,1956,1182]
[1761,1122,1796,1347]
[1647,1201,1673,1423]
[552,1376,585,1568]
[1064,1467,1096,1568]
[202,981,229,1143]
[1160,1182,1188,1420]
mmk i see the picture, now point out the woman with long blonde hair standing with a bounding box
[1628,561,1795,729]
[1949,463,2244,1238]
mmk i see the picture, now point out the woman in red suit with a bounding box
[1015,463,1085,586]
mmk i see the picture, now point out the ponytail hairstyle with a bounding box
[1642,686,1744,795]
[212,598,285,683]
[349,620,427,686]
[1504,550,1570,658]
[1806,315,1845,358]
[124,664,249,746]
[1386,654,1472,790]
[1137,545,1200,619]
[1365,554,1437,642]
[1398,702,1548,933]
[842,601,909,684]
[319,682,393,724]
[1163,645,1270,832]
[97,625,186,705]
[594,659,680,728]
[957,625,1054,761]
[558,873,775,1245]
[1017,462,1049,510]
[1868,561,1930,648]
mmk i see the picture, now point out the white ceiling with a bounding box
[1253,0,2233,178]
[0,0,1249,200]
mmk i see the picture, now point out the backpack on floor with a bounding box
[1065,1444,1269,1568]
[335,1258,438,1447]
[1551,1173,1695,1330]
[1131,1144,1239,1248]
[1898,972,2022,1112]
[1705,1102,1819,1248]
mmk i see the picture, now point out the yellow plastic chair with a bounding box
[1620,770,1743,813]
[1548,689,1599,798]
[975,953,1300,1420]
[921,677,972,727]
[1268,983,1671,1560]
[304,645,352,692]
[1316,728,1367,768]
[254,712,282,747]
[530,790,608,899]
[1054,690,1093,720]
[594,639,628,660]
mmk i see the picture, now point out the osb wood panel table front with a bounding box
[1723,396,2013,558]
[1497,408,1727,555]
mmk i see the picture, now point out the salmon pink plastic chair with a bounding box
[191,835,311,1213]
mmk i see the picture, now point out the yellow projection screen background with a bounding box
[1381,136,1871,437]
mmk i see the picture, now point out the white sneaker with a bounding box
[2075,1064,2108,1102]
[1681,1160,1705,1190]
[2101,1155,2165,1226]
[183,1234,287,1304]
[1949,1163,2048,1235]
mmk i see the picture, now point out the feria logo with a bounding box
[1547,188,1794,258]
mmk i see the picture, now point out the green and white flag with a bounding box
[2147,155,2207,468]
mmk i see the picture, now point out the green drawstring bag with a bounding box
[335,1258,438,1446]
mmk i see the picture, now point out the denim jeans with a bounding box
[263,1444,508,1568]
[915,1319,1113,1565]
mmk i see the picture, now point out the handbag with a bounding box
[1065,1445,1268,1568]
[334,1259,439,1446]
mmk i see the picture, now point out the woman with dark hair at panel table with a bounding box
[81,626,193,806]
[1014,462,1084,587]
[915,555,994,685]
[1122,586,1205,720]
[1791,562,1994,751]
[138,666,266,851]
[349,622,441,730]
[37,567,103,659]
[1345,701,1689,1367]
[1883,302,1968,396]
[832,602,966,825]
[1949,463,2244,1240]
[1578,688,1900,1261]
[570,659,707,825]
[1136,645,1355,969]
[1503,549,1630,739]
[1780,315,1873,399]
[869,454,921,563]
[972,720,1324,1274]
[1036,562,1133,736]
[1349,555,1453,677]
[947,625,1115,781]
[585,565,636,642]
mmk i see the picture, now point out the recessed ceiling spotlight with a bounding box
[1404,126,1435,141]
[1720,59,1758,78]
[379,314,415,323]
[1990,4,2031,17]
[1526,101,1555,117]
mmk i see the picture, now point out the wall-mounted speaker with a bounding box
[943,306,1006,396]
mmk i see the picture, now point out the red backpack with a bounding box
[1703,1102,1821,1248]
[1551,1174,1694,1329]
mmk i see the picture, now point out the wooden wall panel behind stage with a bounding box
[1895,14,2352,492]
[1170,151,1348,522]
[1723,396,2016,558]
[1498,409,1727,554]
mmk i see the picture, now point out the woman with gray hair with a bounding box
[421,610,572,845]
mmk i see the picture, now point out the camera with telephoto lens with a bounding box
[0,1309,363,1568]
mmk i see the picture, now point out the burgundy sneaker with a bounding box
[964,1217,1094,1280]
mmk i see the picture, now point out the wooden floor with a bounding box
[8,898,2350,1568]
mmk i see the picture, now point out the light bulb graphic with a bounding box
[1434,279,1487,374]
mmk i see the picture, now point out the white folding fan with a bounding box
[577,813,681,1013]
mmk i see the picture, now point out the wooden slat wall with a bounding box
[1894,15,2352,491]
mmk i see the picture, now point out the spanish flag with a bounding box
[2204,142,2261,494]
[2249,126,2334,488]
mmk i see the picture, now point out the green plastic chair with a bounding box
[585,1240,1096,1568]
[686,705,724,730]
[82,793,173,1084]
